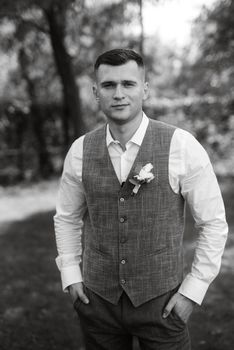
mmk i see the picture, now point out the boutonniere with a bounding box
[129,163,155,195]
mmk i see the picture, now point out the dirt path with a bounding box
[0,179,59,233]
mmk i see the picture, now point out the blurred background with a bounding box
[0,0,233,349]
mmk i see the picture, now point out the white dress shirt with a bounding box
[54,113,228,305]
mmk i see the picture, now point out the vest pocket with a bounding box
[89,245,112,257]
[142,245,167,257]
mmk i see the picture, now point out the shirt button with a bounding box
[120,279,126,285]
[121,259,126,264]
[119,197,125,202]
[119,217,125,223]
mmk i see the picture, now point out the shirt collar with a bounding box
[106,112,149,147]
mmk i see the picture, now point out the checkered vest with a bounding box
[82,119,185,307]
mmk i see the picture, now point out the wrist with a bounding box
[179,293,197,306]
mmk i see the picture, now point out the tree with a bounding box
[173,0,234,175]
[0,0,85,146]
[0,0,170,183]
[44,1,85,145]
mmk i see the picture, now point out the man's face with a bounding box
[93,60,149,125]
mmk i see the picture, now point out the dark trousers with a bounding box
[74,286,190,350]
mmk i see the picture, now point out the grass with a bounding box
[0,210,85,350]
[0,178,233,349]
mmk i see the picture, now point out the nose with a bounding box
[113,84,124,100]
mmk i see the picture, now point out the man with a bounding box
[54,49,228,349]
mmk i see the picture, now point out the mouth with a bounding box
[111,104,129,108]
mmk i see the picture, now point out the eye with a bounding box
[102,82,115,89]
[123,81,135,87]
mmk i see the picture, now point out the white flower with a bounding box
[134,163,154,183]
[129,163,155,195]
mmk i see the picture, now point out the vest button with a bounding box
[120,237,127,243]
[119,217,125,223]
[119,197,125,202]
[120,279,126,285]
[121,259,126,264]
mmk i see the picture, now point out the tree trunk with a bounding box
[138,0,144,56]
[45,2,85,148]
[15,111,26,181]
[31,103,55,178]
[19,48,54,179]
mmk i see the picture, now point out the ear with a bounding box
[143,82,149,101]
[93,84,99,101]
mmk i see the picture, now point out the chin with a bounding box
[109,114,130,123]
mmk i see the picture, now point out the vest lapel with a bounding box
[122,120,153,190]
[101,125,122,187]
[103,120,154,189]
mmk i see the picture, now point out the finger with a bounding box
[78,290,89,304]
[162,293,178,318]
[69,282,89,304]
[75,283,89,304]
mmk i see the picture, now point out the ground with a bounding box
[0,177,233,350]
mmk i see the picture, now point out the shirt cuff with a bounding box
[178,274,210,305]
[60,265,83,292]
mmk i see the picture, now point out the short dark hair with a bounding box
[94,48,144,71]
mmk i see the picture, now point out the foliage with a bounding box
[0,0,145,183]
[0,0,233,183]
[165,0,234,175]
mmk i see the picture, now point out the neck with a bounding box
[108,112,143,147]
